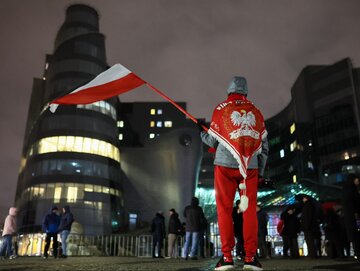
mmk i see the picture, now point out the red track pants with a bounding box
[214,165,259,259]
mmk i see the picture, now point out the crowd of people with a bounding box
[150,196,208,260]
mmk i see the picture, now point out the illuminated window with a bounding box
[290,141,297,152]
[292,175,297,183]
[117,121,124,128]
[164,121,172,128]
[54,187,62,203]
[290,123,296,134]
[24,183,121,204]
[156,121,162,127]
[94,185,102,193]
[157,109,163,115]
[19,156,27,173]
[84,184,93,192]
[150,109,156,115]
[77,101,116,120]
[280,149,285,158]
[83,138,92,153]
[67,187,78,203]
[33,186,45,198]
[30,136,120,162]
[149,133,155,139]
[150,121,155,127]
[119,134,123,140]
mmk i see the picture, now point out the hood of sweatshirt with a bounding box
[9,207,17,216]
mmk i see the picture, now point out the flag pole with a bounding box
[145,83,208,132]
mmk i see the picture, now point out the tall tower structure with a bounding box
[16,4,123,235]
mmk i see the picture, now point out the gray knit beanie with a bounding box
[227,76,248,95]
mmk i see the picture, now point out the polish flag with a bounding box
[47,63,203,130]
[49,64,145,112]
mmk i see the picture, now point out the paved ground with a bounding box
[0,256,359,271]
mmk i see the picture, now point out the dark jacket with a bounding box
[323,209,342,241]
[342,175,360,241]
[301,199,320,235]
[151,213,166,240]
[281,210,300,238]
[168,212,181,235]
[183,197,206,232]
[42,208,60,234]
[257,209,268,237]
[58,206,74,232]
[232,206,243,237]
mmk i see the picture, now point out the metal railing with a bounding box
[15,232,304,258]
[15,233,212,257]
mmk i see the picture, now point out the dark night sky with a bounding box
[1,0,360,220]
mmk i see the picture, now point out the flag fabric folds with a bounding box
[208,94,267,179]
[50,64,145,106]
[48,63,204,129]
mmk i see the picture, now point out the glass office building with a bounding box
[266,58,360,187]
[16,4,123,235]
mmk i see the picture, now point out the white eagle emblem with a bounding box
[229,110,259,139]
[231,110,256,128]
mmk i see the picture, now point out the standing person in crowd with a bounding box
[336,207,351,257]
[151,211,166,258]
[198,215,208,258]
[57,205,74,258]
[281,205,300,259]
[232,199,244,260]
[200,76,268,270]
[276,213,288,257]
[182,196,206,260]
[256,205,271,259]
[42,206,60,259]
[300,195,320,259]
[342,174,360,261]
[0,207,17,259]
[323,204,344,259]
[166,208,181,259]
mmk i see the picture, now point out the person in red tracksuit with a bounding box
[200,76,268,271]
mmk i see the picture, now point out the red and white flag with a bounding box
[47,63,203,129]
[49,64,145,112]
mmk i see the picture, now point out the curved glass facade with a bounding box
[28,136,120,162]
[16,4,123,235]
[22,158,121,182]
